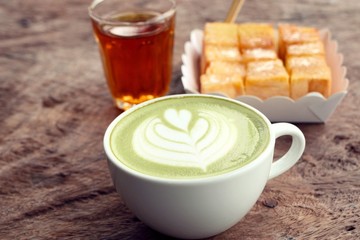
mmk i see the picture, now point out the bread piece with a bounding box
[204,22,238,46]
[205,61,246,77]
[238,23,276,49]
[199,22,331,101]
[278,24,321,59]
[242,48,278,63]
[286,55,328,73]
[201,45,242,74]
[286,41,325,58]
[245,59,289,99]
[200,74,245,98]
[290,63,332,99]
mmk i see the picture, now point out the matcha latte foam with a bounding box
[110,95,270,179]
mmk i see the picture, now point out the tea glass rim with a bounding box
[88,0,176,26]
[103,94,274,185]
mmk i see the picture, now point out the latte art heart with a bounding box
[164,108,192,131]
[133,108,238,170]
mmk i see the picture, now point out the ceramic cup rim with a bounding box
[103,94,275,184]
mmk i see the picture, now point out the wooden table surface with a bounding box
[1,0,359,239]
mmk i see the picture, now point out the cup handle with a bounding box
[268,123,306,180]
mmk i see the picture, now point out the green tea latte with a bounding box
[110,95,270,179]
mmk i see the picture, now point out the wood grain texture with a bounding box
[0,0,359,239]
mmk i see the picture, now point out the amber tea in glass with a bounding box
[89,0,176,110]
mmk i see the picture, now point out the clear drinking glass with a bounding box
[89,0,176,110]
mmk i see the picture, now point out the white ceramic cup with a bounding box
[104,94,306,239]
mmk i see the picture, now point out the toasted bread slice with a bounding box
[278,24,321,59]
[200,74,245,98]
[245,59,289,99]
[201,45,242,74]
[286,41,325,59]
[204,22,239,46]
[238,23,276,50]
[242,48,278,63]
[285,55,328,73]
[205,61,246,77]
[290,63,332,99]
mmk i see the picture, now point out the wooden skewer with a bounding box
[225,0,245,23]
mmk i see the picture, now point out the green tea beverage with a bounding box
[110,95,270,179]
[104,94,306,239]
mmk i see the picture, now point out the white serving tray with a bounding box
[181,29,349,123]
